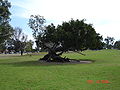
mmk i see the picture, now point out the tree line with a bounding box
[0,0,120,58]
[0,0,34,55]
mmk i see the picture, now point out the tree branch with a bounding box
[74,51,86,56]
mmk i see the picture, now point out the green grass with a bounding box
[0,49,120,90]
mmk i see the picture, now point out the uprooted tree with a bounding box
[28,15,103,62]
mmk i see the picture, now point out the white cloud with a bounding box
[10,0,119,19]
[95,21,120,40]
[10,0,120,40]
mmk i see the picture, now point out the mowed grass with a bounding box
[0,49,120,90]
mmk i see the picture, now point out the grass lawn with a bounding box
[0,49,120,90]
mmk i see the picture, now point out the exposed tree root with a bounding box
[39,53,70,62]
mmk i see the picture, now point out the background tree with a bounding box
[0,0,13,45]
[104,36,115,49]
[29,15,103,62]
[25,40,34,53]
[7,27,27,55]
[114,40,120,50]
[0,43,6,53]
[28,15,46,52]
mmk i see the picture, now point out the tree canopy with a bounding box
[6,27,28,55]
[104,36,115,49]
[12,27,28,55]
[114,40,120,50]
[0,0,13,45]
[29,15,103,62]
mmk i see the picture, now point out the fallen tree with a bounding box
[28,15,103,62]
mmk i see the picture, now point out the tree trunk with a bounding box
[39,51,70,62]
[39,43,70,62]
[21,50,23,56]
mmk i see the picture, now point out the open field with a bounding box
[0,49,120,90]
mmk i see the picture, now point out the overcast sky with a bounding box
[9,0,120,41]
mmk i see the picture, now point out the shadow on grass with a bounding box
[0,59,95,67]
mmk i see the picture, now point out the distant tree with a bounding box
[28,15,46,52]
[0,0,13,46]
[12,27,28,55]
[104,36,115,49]
[25,40,34,52]
[0,43,6,53]
[5,39,14,53]
[29,15,103,62]
[114,41,120,50]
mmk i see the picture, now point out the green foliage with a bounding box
[0,0,11,23]
[13,27,27,55]
[104,36,115,49]
[29,16,103,53]
[28,15,46,39]
[0,43,6,53]
[6,27,28,55]
[114,40,120,50]
[25,40,34,52]
[56,19,103,50]
[0,0,13,46]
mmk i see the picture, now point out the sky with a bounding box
[9,0,120,43]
